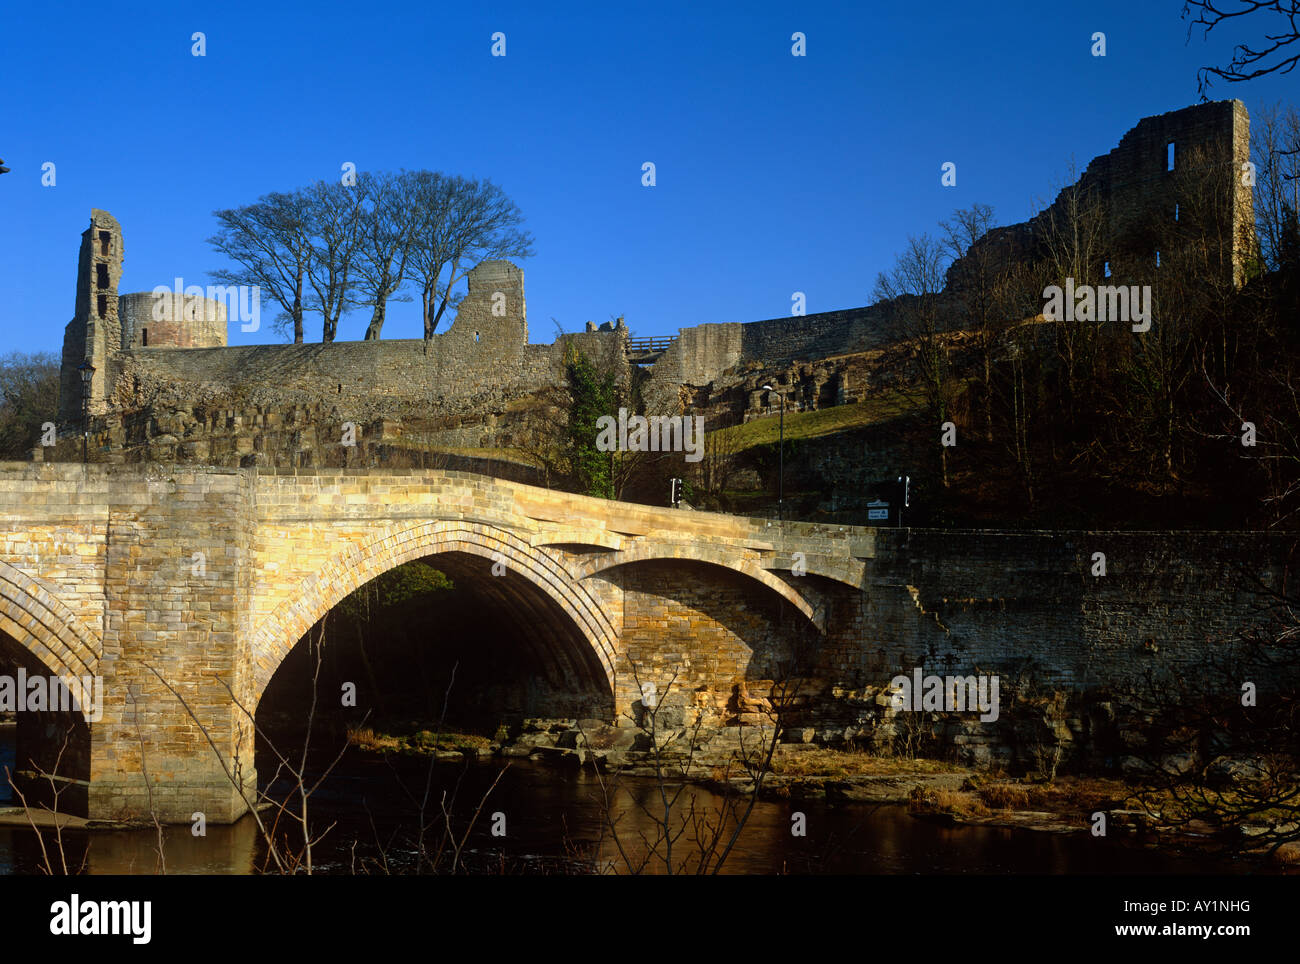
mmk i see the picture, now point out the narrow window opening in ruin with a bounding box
[96,263,109,289]
[1104,261,1111,278]
[142,329,148,347]
[1167,142,1175,171]
[1156,250,1162,267]
[98,231,110,255]
[337,383,342,394]
[474,331,480,343]
[97,295,107,317]
[1174,203,1179,221]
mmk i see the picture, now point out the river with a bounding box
[0,727,1256,875]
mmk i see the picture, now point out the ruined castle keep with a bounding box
[645,100,1256,427]
[52,101,1252,466]
[947,99,1255,290]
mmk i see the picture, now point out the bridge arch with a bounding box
[249,521,620,710]
[0,561,101,720]
[574,545,825,632]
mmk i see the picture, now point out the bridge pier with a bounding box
[84,468,259,823]
[84,669,256,825]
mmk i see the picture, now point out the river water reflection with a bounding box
[0,730,1254,875]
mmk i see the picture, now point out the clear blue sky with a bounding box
[0,0,1293,352]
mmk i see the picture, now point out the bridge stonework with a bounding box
[0,463,1289,823]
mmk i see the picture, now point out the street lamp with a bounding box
[77,361,95,464]
[761,384,786,521]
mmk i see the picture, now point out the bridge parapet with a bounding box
[251,466,877,589]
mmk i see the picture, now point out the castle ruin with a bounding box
[52,101,1253,468]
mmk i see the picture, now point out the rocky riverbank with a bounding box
[345,719,1300,867]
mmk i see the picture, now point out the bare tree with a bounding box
[993,267,1048,508]
[1251,101,1300,271]
[1036,164,1111,433]
[354,171,423,340]
[941,203,1001,441]
[209,191,314,344]
[1183,1,1300,94]
[1200,348,1300,526]
[874,233,955,486]
[4,727,88,875]
[143,620,356,874]
[1111,285,1198,491]
[354,664,512,875]
[1147,138,1300,521]
[211,170,532,344]
[406,173,535,339]
[1122,546,1300,859]
[0,351,58,458]
[610,446,651,502]
[303,180,367,343]
[509,386,572,488]
[694,422,744,509]
[575,661,792,875]
[129,691,167,873]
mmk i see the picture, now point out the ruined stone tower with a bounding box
[57,210,229,429]
[947,100,1256,294]
[117,291,228,350]
[1091,99,1255,287]
[59,209,123,422]
[444,259,527,346]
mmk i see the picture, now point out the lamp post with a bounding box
[77,361,95,464]
[761,384,786,521]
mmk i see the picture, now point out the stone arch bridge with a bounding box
[0,463,1285,822]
